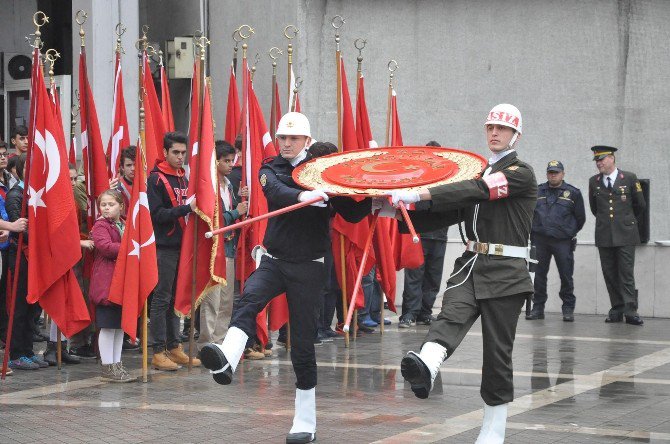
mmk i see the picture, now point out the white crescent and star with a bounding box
[29,129,61,216]
[128,191,156,258]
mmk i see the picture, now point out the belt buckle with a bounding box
[493,244,504,256]
[476,242,489,254]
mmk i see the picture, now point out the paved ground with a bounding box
[2,312,670,443]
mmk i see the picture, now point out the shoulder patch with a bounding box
[563,190,570,198]
[507,166,519,171]
[260,174,267,187]
[636,181,642,192]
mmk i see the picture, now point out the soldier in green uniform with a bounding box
[386,104,537,444]
[588,146,646,325]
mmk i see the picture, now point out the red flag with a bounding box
[28,48,90,337]
[175,68,225,317]
[107,53,130,179]
[107,135,158,340]
[142,53,165,168]
[389,88,423,271]
[289,66,301,113]
[160,64,175,132]
[69,134,77,166]
[236,60,282,344]
[224,64,240,145]
[79,46,109,225]
[273,78,282,135]
[331,60,374,311]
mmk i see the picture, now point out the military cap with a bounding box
[546,160,564,172]
[591,145,618,161]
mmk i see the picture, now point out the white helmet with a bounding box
[276,112,311,138]
[484,104,522,134]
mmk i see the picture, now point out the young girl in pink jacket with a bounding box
[90,190,136,383]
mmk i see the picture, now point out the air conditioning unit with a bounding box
[2,52,33,87]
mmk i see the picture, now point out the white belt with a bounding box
[466,241,528,259]
[260,251,324,263]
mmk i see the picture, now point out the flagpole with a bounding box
[284,25,298,108]
[290,77,301,113]
[2,12,47,381]
[385,60,396,147]
[269,47,281,141]
[46,49,66,366]
[136,26,149,383]
[331,16,350,347]
[232,28,241,75]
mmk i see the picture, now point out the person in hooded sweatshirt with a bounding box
[147,131,199,371]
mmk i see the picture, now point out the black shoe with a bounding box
[316,331,333,343]
[44,342,58,366]
[416,314,435,326]
[357,323,375,333]
[286,432,315,443]
[563,314,574,322]
[525,306,545,320]
[200,344,233,385]
[70,345,96,358]
[625,315,644,326]
[400,352,432,400]
[179,332,189,342]
[32,332,48,342]
[605,315,623,323]
[313,338,323,346]
[61,349,81,364]
[123,339,140,350]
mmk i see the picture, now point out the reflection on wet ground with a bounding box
[1,314,670,443]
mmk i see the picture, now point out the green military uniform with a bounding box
[401,150,537,405]
[588,164,645,321]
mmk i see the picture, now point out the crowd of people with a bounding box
[0,106,648,443]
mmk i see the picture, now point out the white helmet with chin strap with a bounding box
[485,104,522,148]
[276,112,311,138]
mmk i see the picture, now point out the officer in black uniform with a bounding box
[388,104,536,444]
[526,160,585,322]
[588,146,645,325]
[200,112,370,444]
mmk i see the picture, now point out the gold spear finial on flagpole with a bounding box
[115,22,126,54]
[45,49,60,86]
[284,25,298,106]
[238,24,254,61]
[75,10,87,47]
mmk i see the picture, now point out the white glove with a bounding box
[390,189,420,207]
[372,197,397,218]
[299,189,329,207]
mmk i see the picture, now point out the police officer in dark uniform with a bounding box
[389,104,536,443]
[588,146,645,325]
[526,160,585,322]
[200,112,370,444]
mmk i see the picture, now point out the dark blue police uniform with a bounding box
[528,161,585,320]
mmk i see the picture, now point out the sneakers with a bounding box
[398,317,415,329]
[151,351,180,371]
[8,356,40,370]
[416,314,436,325]
[167,344,201,367]
[323,329,341,339]
[123,338,140,350]
[29,354,49,368]
[360,317,379,328]
[244,347,265,360]
[100,363,136,383]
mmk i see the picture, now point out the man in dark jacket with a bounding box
[527,160,585,322]
[390,104,536,444]
[147,131,198,370]
[201,113,371,444]
[588,146,646,325]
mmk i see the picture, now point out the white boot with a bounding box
[287,388,316,443]
[417,341,448,389]
[215,326,248,372]
[475,403,508,444]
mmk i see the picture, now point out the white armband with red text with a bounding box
[482,172,509,200]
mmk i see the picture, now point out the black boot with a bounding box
[62,342,81,364]
[200,344,233,385]
[400,352,433,399]
[44,342,58,366]
[525,304,545,320]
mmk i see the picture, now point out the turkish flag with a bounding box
[224,63,240,145]
[28,48,90,337]
[107,53,130,179]
[175,67,225,317]
[389,89,424,272]
[142,52,165,168]
[107,135,158,340]
[331,59,374,311]
[79,46,109,226]
[236,60,282,344]
[160,64,175,132]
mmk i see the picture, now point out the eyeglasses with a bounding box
[0,153,8,158]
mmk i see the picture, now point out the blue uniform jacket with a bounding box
[531,181,585,240]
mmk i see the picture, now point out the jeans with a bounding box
[150,248,182,353]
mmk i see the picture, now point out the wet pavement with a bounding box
[1,312,670,443]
